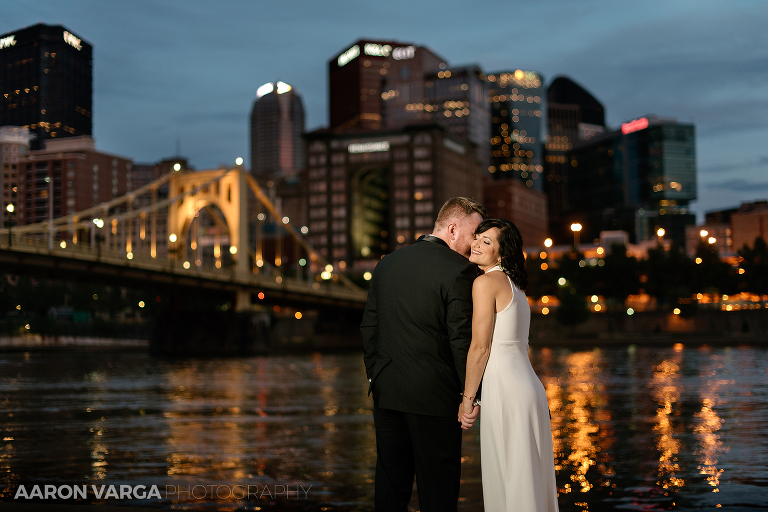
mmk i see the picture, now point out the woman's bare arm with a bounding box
[459,274,497,428]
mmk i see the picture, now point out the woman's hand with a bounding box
[459,397,480,429]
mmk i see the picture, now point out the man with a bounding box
[361,197,486,512]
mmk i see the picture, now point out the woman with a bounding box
[459,218,558,512]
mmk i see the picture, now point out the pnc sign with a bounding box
[621,117,649,134]
[337,43,417,67]
[63,31,82,50]
[0,35,16,50]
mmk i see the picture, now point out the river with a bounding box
[1,343,766,511]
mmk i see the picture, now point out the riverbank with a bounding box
[0,335,148,351]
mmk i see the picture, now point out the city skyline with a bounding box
[3,0,767,222]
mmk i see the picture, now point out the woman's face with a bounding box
[469,227,502,269]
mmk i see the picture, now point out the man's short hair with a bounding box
[434,197,487,231]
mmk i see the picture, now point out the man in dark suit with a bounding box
[361,197,486,512]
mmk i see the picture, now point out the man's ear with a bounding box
[447,223,457,240]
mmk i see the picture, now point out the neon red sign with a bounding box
[621,117,649,134]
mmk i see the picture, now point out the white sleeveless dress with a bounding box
[480,267,559,512]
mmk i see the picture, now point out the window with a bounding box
[310,207,327,219]
[414,174,431,186]
[310,194,326,205]
[309,181,327,193]
[415,215,433,228]
[309,168,326,179]
[413,147,431,159]
[414,202,433,213]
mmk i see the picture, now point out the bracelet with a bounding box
[460,392,475,401]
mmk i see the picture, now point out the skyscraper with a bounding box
[329,39,446,131]
[423,65,490,165]
[0,24,93,149]
[486,70,545,189]
[249,81,304,178]
[545,76,606,239]
[564,116,697,246]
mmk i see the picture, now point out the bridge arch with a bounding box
[168,169,249,275]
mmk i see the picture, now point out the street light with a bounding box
[5,203,14,248]
[570,223,582,247]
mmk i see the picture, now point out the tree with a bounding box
[693,240,737,295]
[737,237,768,295]
[593,244,640,307]
[641,244,695,308]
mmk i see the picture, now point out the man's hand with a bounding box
[458,399,480,430]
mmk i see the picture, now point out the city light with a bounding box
[183,261,190,269]
[591,295,599,303]
[295,312,303,320]
[235,157,243,166]
[673,308,681,315]
[558,277,567,286]
[325,264,333,272]
[229,246,237,254]
[541,296,549,303]
[700,229,708,237]
[627,308,635,315]
[258,292,265,300]
[169,233,177,243]
[257,213,266,221]
[138,301,145,308]
[173,163,181,171]
[321,271,331,280]
[59,241,66,249]
[256,82,274,97]
[5,203,13,213]
[544,238,553,248]
[570,223,582,246]
[621,117,649,134]
[282,216,289,224]
[276,81,292,94]
[363,272,372,281]
[708,237,716,244]
[657,228,665,237]
[301,226,308,234]
[126,252,133,259]
[596,247,604,255]
[299,258,307,266]
[541,307,549,315]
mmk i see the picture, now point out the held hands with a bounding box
[458,396,480,430]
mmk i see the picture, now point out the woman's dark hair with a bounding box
[475,218,528,292]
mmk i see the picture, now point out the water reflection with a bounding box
[693,349,729,494]
[650,347,684,491]
[1,346,767,511]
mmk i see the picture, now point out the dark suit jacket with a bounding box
[361,235,477,418]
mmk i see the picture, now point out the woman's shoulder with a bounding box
[472,270,508,291]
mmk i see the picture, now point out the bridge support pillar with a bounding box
[235,290,252,312]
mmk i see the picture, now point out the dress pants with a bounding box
[374,406,462,512]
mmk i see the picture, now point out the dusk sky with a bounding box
[5,0,767,221]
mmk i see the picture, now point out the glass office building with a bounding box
[565,116,697,246]
[486,70,545,190]
[0,24,93,149]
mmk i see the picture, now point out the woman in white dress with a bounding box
[459,219,559,512]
